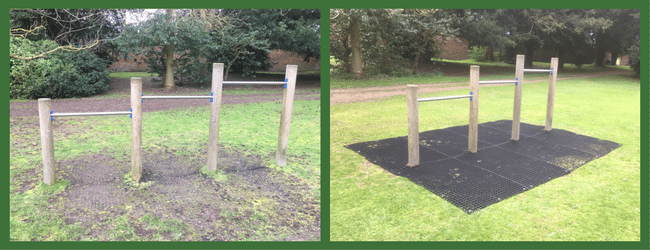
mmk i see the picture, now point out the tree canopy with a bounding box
[117,9,321,87]
[331,8,640,78]
[331,9,458,78]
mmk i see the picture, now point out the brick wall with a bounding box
[438,37,470,60]
[268,50,320,72]
[109,49,321,73]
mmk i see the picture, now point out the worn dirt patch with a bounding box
[56,149,319,241]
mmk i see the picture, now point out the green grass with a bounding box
[330,74,640,241]
[10,99,320,240]
[330,58,633,89]
[109,71,156,78]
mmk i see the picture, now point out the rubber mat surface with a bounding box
[345,120,621,213]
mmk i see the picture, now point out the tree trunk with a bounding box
[611,52,619,66]
[556,47,565,71]
[163,9,175,90]
[485,46,494,62]
[163,44,174,89]
[595,42,606,67]
[349,14,364,79]
[413,52,420,75]
[524,46,534,68]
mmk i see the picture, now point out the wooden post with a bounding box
[511,54,525,141]
[545,57,559,131]
[276,65,298,166]
[407,85,419,167]
[468,66,479,153]
[38,98,55,185]
[207,63,224,172]
[131,77,142,181]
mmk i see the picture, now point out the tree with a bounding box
[456,9,516,62]
[118,9,319,85]
[223,9,321,60]
[331,9,457,78]
[117,9,212,89]
[10,9,125,61]
[592,9,640,67]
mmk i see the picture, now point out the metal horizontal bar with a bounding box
[523,69,553,72]
[142,96,213,99]
[51,111,132,117]
[418,95,472,102]
[222,81,286,85]
[479,80,518,84]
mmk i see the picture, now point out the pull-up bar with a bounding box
[50,111,132,117]
[479,80,518,84]
[223,81,287,85]
[406,66,480,167]
[405,55,560,167]
[418,94,472,102]
[142,95,213,100]
[523,68,553,73]
[38,64,298,185]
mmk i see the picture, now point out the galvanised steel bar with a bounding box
[523,69,553,72]
[51,111,132,117]
[141,95,213,99]
[418,95,472,102]
[479,80,518,84]
[222,81,286,85]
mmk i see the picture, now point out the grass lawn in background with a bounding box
[330,74,640,241]
[10,98,320,241]
[330,59,634,89]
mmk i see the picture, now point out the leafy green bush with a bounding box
[627,42,640,78]
[10,37,59,99]
[468,46,500,62]
[10,37,111,99]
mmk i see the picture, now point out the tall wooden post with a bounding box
[511,54,525,141]
[468,66,479,153]
[207,63,224,172]
[407,85,419,167]
[276,65,298,166]
[38,98,55,185]
[545,57,559,131]
[131,77,142,181]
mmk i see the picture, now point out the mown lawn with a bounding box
[330,59,634,89]
[330,74,640,241]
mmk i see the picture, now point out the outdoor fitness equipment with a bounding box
[406,55,558,167]
[38,63,298,185]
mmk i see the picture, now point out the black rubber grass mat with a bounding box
[345,120,621,213]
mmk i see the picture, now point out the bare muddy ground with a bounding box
[10,74,320,241]
[55,150,319,241]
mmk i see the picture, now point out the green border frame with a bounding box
[3,0,648,249]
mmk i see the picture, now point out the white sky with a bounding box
[125,9,162,24]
